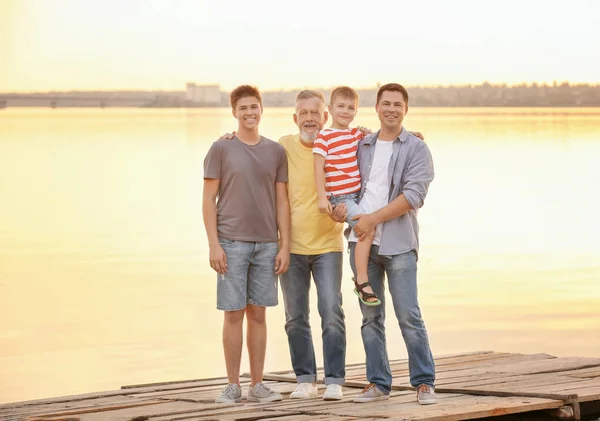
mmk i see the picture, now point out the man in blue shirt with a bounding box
[338,83,437,405]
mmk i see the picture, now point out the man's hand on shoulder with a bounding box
[218,132,236,141]
[356,126,372,137]
[410,131,424,141]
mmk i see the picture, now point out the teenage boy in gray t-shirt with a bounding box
[203,85,290,404]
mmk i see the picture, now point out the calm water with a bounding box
[0,107,599,404]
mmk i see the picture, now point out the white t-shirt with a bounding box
[349,139,394,245]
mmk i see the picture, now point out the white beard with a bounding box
[300,130,317,143]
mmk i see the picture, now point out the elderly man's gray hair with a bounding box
[296,90,325,103]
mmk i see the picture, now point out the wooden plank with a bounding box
[370,395,560,420]
[429,353,557,377]
[435,372,596,400]
[0,412,20,421]
[262,352,504,384]
[443,372,588,392]
[119,380,249,396]
[129,379,253,399]
[122,379,277,401]
[24,400,170,421]
[121,376,230,390]
[249,387,408,413]
[566,368,600,379]
[148,404,303,421]
[386,353,557,380]
[435,369,563,388]
[74,401,219,421]
[435,364,600,391]
[577,385,600,403]
[523,377,600,394]
[4,397,156,420]
[4,378,263,413]
[345,353,515,379]
[389,395,565,421]
[432,386,577,403]
[0,391,132,412]
[165,381,301,402]
[260,351,496,378]
[376,357,600,393]
[377,368,581,402]
[1,380,231,412]
[159,400,244,412]
[432,350,496,359]
[152,409,304,421]
[473,357,600,375]
[345,353,555,383]
[285,394,561,420]
[262,391,464,415]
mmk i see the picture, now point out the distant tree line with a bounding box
[4,82,600,108]
[258,82,600,107]
[406,82,600,107]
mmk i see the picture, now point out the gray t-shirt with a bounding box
[203,136,288,242]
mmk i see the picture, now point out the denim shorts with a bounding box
[329,192,364,227]
[216,238,279,311]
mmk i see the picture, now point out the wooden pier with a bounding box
[2,351,600,421]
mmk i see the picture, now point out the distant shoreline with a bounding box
[2,82,600,108]
[3,105,600,110]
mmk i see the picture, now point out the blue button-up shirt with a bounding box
[345,127,435,256]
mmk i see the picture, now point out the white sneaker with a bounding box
[417,384,437,405]
[247,382,282,403]
[353,383,389,403]
[290,382,319,399]
[323,384,343,401]
[215,383,242,403]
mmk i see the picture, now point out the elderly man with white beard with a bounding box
[277,90,348,401]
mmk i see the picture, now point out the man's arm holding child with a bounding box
[352,143,434,239]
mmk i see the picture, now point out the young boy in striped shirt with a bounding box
[313,86,380,306]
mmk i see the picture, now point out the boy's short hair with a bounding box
[230,85,262,110]
[296,90,325,103]
[376,83,409,105]
[329,86,359,105]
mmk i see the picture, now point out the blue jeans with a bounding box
[279,252,346,385]
[216,238,279,311]
[349,243,435,393]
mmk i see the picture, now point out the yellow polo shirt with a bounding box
[279,134,344,255]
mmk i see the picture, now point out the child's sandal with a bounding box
[352,277,381,307]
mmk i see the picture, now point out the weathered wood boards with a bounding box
[1,351,597,421]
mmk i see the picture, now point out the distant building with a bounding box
[185,83,221,106]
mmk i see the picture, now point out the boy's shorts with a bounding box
[329,192,364,228]
[216,238,279,311]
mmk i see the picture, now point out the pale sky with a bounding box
[1,0,599,92]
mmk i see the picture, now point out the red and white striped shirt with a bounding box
[313,127,363,196]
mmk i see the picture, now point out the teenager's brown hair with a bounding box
[230,85,262,110]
